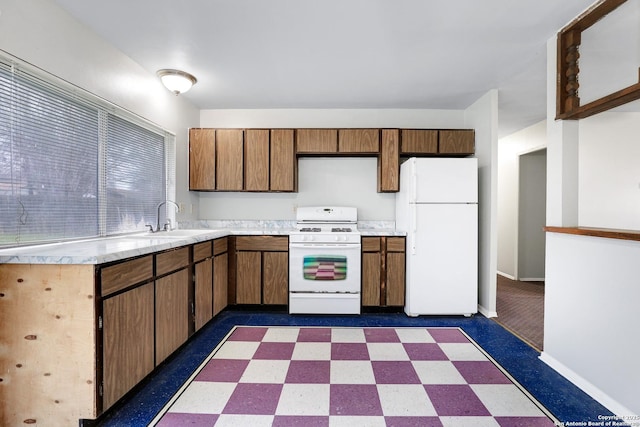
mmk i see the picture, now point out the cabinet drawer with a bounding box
[235,236,288,251]
[101,255,153,297]
[156,246,190,276]
[386,237,406,252]
[194,241,212,261]
[362,237,381,252]
[401,130,438,154]
[338,129,380,153]
[213,237,228,255]
[296,129,338,153]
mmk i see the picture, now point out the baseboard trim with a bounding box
[478,304,497,318]
[539,351,634,417]
[519,277,545,282]
[497,271,515,280]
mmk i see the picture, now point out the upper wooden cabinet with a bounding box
[216,129,244,191]
[400,130,438,154]
[438,130,475,155]
[296,129,338,153]
[338,129,380,153]
[244,129,269,191]
[270,129,296,192]
[189,128,215,190]
[378,129,400,192]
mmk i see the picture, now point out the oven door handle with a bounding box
[289,243,361,249]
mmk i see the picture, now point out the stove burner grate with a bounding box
[299,227,321,232]
[331,227,352,232]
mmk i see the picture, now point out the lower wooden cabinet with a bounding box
[362,236,406,307]
[234,236,288,305]
[213,239,229,315]
[102,282,155,410]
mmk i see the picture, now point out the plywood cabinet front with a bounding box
[102,282,155,409]
[189,128,216,190]
[213,238,229,316]
[401,129,438,154]
[296,129,338,153]
[155,268,190,364]
[234,236,288,305]
[338,129,380,153]
[194,241,213,331]
[385,237,406,306]
[378,129,400,192]
[362,238,382,306]
[245,129,270,191]
[216,129,244,190]
[438,130,475,155]
[270,129,296,191]
[360,236,406,307]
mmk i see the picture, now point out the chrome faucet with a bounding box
[154,200,179,232]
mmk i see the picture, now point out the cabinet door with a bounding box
[216,129,244,190]
[155,269,190,364]
[236,251,262,304]
[194,259,213,331]
[378,129,400,192]
[245,129,270,191]
[102,282,154,409]
[338,129,380,153]
[401,129,437,154]
[189,128,216,190]
[362,252,381,306]
[386,238,406,306]
[213,252,228,316]
[439,130,475,155]
[270,129,296,192]
[263,251,288,304]
[296,129,338,153]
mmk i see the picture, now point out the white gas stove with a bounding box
[289,207,361,314]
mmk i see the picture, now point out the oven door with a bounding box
[289,242,361,293]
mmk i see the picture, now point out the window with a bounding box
[0,57,173,247]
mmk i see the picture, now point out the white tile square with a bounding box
[366,342,409,360]
[395,328,436,343]
[331,328,366,343]
[213,341,260,359]
[471,384,549,417]
[275,384,330,415]
[214,414,275,427]
[439,343,487,361]
[330,361,376,384]
[412,361,467,384]
[239,360,290,383]
[262,327,300,342]
[168,381,236,413]
[440,416,501,427]
[291,342,332,360]
[377,384,437,416]
[329,416,386,427]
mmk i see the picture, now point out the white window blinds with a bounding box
[0,58,170,247]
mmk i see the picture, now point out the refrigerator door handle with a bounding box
[411,168,417,203]
[410,203,417,255]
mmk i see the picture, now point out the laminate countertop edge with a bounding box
[544,226,640,242]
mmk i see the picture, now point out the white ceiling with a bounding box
[52,0,597,137]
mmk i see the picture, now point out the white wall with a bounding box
[497,121,547,278]
[464,90,498,317]
[198,108,467,221]
[579,111,640,230]
[0,0,201,222]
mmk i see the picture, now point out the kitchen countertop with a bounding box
[0,226,405,265]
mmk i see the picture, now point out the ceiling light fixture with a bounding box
[157,69,197,95]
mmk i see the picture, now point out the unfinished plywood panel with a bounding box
[0,264,97,426]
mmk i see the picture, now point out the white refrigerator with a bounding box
[396,157,478,316]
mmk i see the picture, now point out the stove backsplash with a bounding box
[177,220,395,231]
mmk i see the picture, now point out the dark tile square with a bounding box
[330,384,383,416]
[285,360,331,383]
[424,384,490,416]
[454,361,512,384]
[272,415,330,426]
[403,343,449,360]
[297,327,332,342]
[222,383,283,415]
[364,328,401,343]
[253,342,295,360]
[331,342,370,360]
[227,326,268,342]
[195,359,249,382]
[372,361,420,384]
[427,328,469,343]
